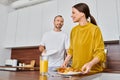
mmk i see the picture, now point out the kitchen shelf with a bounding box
[0,66,39,71]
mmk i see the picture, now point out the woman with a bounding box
[62,3,106,74]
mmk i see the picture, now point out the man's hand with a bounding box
[39,45,45,53]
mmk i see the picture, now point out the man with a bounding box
[39,15,69,70]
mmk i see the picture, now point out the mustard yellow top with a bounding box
[68,22,106,73]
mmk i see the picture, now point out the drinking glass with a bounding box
[39,75,47,80]
[40,56,48,75]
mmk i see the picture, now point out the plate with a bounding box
[42,50,58,56]
[58,72,82,76]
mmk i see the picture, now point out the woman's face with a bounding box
[71,7,84,23]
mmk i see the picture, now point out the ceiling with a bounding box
[0,0,16,5]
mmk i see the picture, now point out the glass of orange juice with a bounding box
[39,75,47,80]
[40,56,48,75]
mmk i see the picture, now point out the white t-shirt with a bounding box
[40,30,69,67]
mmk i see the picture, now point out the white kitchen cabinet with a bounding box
[5,0,57,47]
[5,10,18,47]
[96,0,119,41]
[57,0,76,35]
[41,0,58,34]
[15,4,43,46]
[15,8,30,46]
[25,4,42,46]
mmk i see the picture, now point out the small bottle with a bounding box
[19,63,22,67]
[22,63,25,67]
[18,63,22,70]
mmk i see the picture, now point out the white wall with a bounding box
[0,4,11,66]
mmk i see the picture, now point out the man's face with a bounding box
[54,17,64,29]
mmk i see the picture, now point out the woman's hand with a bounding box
[81,62,93,74]
[81,57,100,74]
[61,54,72,68]
[61,61,68,68]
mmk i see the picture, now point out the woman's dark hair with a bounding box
[73,3,97,25]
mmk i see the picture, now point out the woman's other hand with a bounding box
[81,62,93,74]
[81,57,100,74]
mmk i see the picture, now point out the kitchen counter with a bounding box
[0,69,120,80]
[103,69,120,73]
[0,71,96,80]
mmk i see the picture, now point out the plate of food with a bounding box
[57,67,82,76]
[58,71,82,76]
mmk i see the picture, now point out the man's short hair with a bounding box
[54,15,63,21]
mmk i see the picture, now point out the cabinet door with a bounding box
[15,8,30,46]
[41,0,57,34]
[58,0,75,35]
[28,4,42,46]
[97,0,119,41]
[5,11,18,47]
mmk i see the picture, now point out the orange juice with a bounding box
[39,75,47,80]
[40,60,48,73]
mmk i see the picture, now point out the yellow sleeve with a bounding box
[93,27,106,63]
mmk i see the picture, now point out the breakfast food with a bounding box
[57,67,81,73]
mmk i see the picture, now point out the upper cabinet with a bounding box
[96,0,119,41]
[41,0,58,34]
[16,8,30,46]
[5,10,18,47]
[57,0,76,35]
[28,4,42,46]
[5,0,57,47]
[16,4,42,46]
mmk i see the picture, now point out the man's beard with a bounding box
[55,25,62,29]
